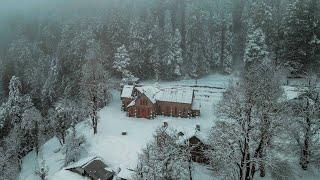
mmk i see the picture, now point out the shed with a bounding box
[65,157,114,180]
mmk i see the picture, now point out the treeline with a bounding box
[0,0,319,103]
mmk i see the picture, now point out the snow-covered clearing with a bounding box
[19,74,231,180]
[18,74,318,180]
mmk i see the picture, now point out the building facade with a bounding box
[121,85,201,119]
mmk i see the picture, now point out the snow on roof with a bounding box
[127,99,136,107]
[156,88,194,104]
[177,128,209,145]
[135,86,160,103]
[121,85,134,98]
[191,100,201,110]
[65,156,100,170]
[117,168,135,179]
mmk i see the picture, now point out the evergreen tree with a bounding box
[113,45,134,82]
[186,11,211,77]
[244,28,269,69]
[135,127,190,180]
[284,0,320,75]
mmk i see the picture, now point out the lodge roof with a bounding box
[122,85,201,110]
[155,88,194,104]
[135,86,160,103]
[121,85,134,98]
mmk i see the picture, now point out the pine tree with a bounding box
[244,28,269,69]
[41,57,58,115]
[113,44,134,82]
[284,0,320,75]
[172,29,184,77]
[186,11,211,77]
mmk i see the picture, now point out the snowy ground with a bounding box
[19,74,231,180]
[18,74,319,180]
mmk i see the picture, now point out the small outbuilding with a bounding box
[177,126,209,164]
[65,157,114,180]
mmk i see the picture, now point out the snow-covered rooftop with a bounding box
[64,156,99,169]
[155,88,194,104]
[135,86,160,103]
[191,100,202,110]
[176,127,209,145]
[121,85,134,98]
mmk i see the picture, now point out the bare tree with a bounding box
[81,42,110,134]
[286,76,320,170]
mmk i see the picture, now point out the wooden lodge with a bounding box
[120,85,201,119]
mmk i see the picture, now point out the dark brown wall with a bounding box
[156,101,192,117]
[121,97,133,111]
[128,94,156,118]
[189,136,209,164]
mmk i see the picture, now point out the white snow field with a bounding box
[18,74,319,180]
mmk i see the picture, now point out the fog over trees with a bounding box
[0,0,319,179]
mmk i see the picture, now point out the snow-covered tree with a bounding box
[64,127,86,166]
[81,57,110,134]
[285,79,320,170]
[135,127,190,180]
[244,28,268,68]
[283,0,320,74]
[113,44,134,81]
[208,58,284,179]
[186,11,211,77]
[21,106,43,154]
[172,29,183,77]
[50,98,87,145]
[41,57,58,115]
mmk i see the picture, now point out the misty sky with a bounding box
[0,0,111,22]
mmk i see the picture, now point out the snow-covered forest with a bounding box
[0,0,319,179]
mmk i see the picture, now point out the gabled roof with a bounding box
[177,129,209,145]
[83,159,114,180]
[155,88,194,104]
[65,157,114,180]
[127,98,136,107]
[121,85,134,98]
[135,86,160,103]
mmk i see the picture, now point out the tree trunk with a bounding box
[240,105,253,180]
[92,116,98,135]
[300,116,311,170]
[232,0,246,69]
[92,95,98,135]
[251,113,270,178]
[189,159,193,180]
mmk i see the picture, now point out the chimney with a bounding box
[196,124,200,131]
[163,121,168,128]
